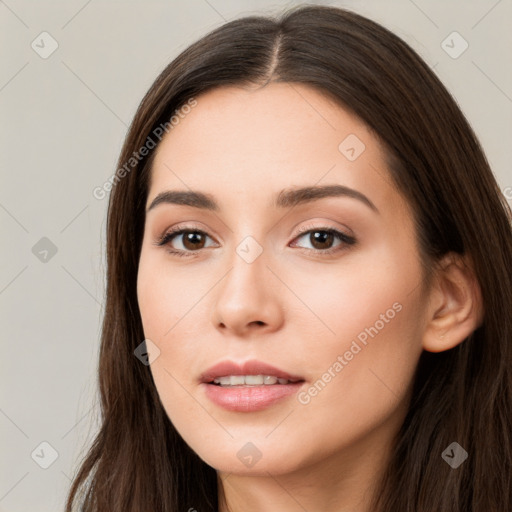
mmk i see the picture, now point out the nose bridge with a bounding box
[220,233,270,304]
[222,210,271,281]
[211,231,284,334]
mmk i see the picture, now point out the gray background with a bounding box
[1,0,511,510]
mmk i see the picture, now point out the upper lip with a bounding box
[199,359,305,383]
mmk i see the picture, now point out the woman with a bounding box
[66,4,512,511]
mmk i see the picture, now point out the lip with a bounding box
[199,359,305,412]
[199,359,304,383]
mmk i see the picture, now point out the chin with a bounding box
[191,438,310,477]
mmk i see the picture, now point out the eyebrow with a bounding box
[146,185,378,213]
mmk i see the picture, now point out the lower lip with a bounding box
[202,382,304,412]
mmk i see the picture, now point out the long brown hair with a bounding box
[66,5,512,511]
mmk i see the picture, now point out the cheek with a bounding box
[136,254,212,410]
[136,253,204,338]
[289,241,423,351]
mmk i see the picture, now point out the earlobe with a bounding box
[422,254,484,353]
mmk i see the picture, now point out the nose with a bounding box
[211,246,285,338]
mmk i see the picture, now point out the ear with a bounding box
[422,253,484,353]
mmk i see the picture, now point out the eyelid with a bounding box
[292,221,355,240]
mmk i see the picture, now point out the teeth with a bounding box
[263,375,278,385]
[212,375,291,386]
[230,375,245,385]
[245,375,263,385]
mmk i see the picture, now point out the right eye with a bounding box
[155,227,218,257]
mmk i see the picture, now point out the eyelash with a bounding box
[154,223,357,258]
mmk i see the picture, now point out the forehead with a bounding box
[146,83,398,214]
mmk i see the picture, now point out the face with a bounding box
[137,83,428,477]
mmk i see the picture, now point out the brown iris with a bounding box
[309,230,335,250]
[182,231,207,250]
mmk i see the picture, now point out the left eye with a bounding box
[291,228,356,252]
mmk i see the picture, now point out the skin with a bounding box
[136,83,482,511]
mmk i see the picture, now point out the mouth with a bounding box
[200,360,305,412]
[209,375,303,387]
[200,359,305,385]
